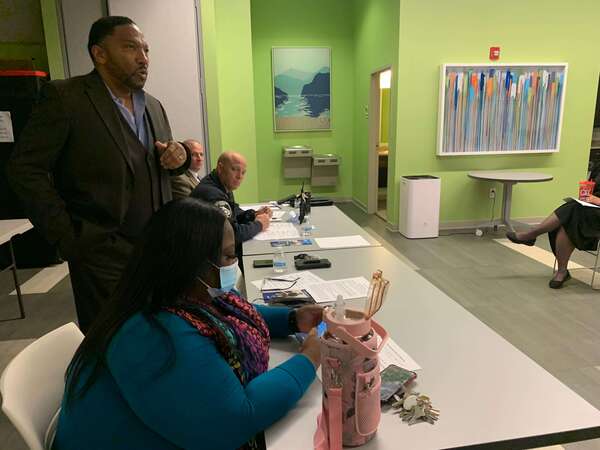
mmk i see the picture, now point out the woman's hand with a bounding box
[295,305,324,332]
[300,328,321,369]
[586,194,600,205]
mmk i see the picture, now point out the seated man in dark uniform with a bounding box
[191,151,271,267]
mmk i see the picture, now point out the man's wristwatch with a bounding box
[288,309,299,333]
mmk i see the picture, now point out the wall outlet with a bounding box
[489,188,496,199]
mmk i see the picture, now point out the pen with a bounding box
[265,277,299,282]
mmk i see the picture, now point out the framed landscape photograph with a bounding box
[272,47,331,132]
[437,63,568,156]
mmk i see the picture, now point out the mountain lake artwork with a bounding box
[272,47,331,131]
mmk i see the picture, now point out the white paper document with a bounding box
[378,336,421,371]
[315,235,371,249]
[271,210,286,221]
[0,111,14,143]
[253,222,300,240]
[251,271,324,291]
[306,277,370,303]
[239,204,287,221]
[571,197,600,208]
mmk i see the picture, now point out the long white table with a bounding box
[244,247,600,449]
[242,205,380,256]
[0,219,33,320]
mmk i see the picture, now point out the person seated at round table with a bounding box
[506,167,600,289]
[52,198,323,450]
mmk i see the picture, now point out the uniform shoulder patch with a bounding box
[214,200,232,218]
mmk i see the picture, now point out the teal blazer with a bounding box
[53,305,315,450]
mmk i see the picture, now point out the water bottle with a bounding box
[301,215,313,236]
[314,296,388,450]
[272,246,287,273]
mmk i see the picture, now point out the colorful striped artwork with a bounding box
[438,64,567,155]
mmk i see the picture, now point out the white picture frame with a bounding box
[437,63,568,156]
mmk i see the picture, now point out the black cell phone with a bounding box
[253,259,273,268]
[380,364,417,402]
[295,258,331,270]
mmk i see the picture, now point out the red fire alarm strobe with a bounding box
[489,47,500,61]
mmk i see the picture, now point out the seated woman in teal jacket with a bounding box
[53,198,323,450]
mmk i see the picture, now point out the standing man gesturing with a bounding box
[6,16,190,333]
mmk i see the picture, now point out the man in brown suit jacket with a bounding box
[171,139,204,199]
[6,16,190,332]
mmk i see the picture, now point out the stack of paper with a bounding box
[271,210,287,221]
[251,271,324,291]
[253,274,371,304]
[378,337,421,371]
[305,277,370,303]
[253,222,300,240]
[571,197,600,209]
[314,235,371,249]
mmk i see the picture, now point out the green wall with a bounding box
[39,0,64,79]
[199,0,222,163]
[390,0,600,226]
[352,0,400,210]
[211,0,259,202]
[251,0,355,201]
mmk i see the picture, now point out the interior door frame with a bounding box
[367,65,391,215]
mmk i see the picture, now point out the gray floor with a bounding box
[377,195,387,220]
[2,204,600,449]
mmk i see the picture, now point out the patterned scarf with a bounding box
[166,291,270,449]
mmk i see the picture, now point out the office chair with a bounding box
[553,239,600,290]
[0,323,84,450]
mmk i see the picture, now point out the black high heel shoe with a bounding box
[549,270,571,289]
[506,231,536,246]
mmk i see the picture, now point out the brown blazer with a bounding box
[6,70,189,260]
[170,169,201,200]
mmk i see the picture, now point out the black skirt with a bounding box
[549,199,600,254]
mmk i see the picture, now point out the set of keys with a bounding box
[391,392,440,425]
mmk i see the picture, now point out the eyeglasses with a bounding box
[260,277,299,291]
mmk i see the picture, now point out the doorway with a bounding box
[589,76,600,176]
[367,68,392,220]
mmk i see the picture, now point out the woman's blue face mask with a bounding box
[214,260,239,293]
[198,260,239,297]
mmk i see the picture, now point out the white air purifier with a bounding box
[399,175,441,239]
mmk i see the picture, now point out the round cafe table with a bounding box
[468,171,553,232]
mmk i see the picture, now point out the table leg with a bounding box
[501,182,516,232]
[8,238,25,319]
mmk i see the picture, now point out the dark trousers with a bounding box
[67,234,133,333]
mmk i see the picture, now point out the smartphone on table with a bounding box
[380,364,417,402]
[253,259,273,268]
